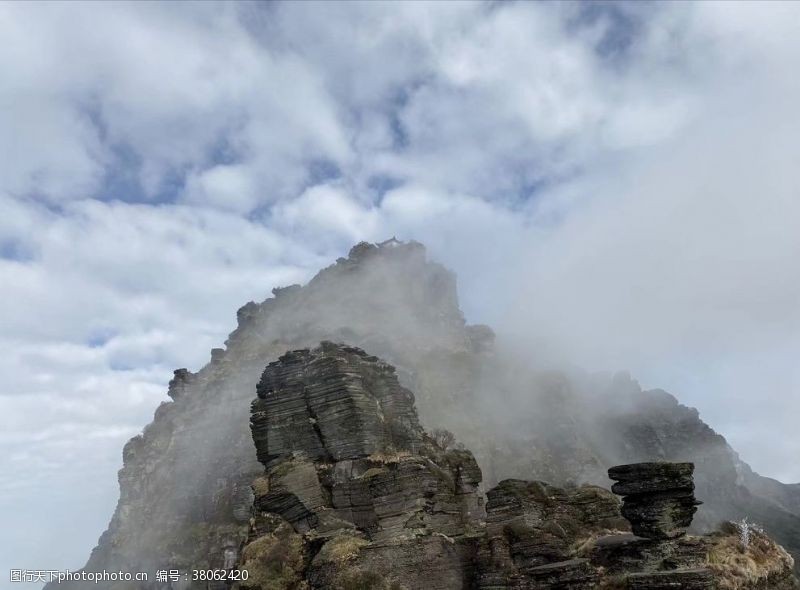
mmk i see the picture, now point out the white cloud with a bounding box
[0,1,351,203]
[1,0,800,583]
[272,183,382,247]
[183,164,259,213]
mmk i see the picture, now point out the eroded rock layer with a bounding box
[251,343,424,467]
[609,462,700,540]
[46,240,800,589]
[475,480,625,589]
[244,342,484,589]
[241,344,798,589]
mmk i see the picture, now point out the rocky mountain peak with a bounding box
[46,240,800,589]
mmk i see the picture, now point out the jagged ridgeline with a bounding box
[50,240,800,589]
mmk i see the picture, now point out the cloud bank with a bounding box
[1,0,799,583]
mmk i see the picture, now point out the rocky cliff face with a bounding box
[242,343,797,589]
[243,343,485,590]
[49,240,800,588]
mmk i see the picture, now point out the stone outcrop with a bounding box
[243,343,633,589]
[579,461,798,589]
[251,343,424,468]
[582,462,716,588]
[243,343,485,589]
[167,367,196,400]
[609,462,700,539]
[475,480,625,589]
[47,240,800,589]
[242,344,798,589]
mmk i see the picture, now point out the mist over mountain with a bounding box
[43,240,799,589]
[3,2,800,587]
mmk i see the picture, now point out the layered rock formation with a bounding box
[475,480,626,588]
[242,343,484,589]
[241,345,796,589]
[49,239,800,589]
[590,462,714,588]
[609,462,700,540]
[251,344,425,468]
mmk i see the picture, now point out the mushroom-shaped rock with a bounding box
[609,462,701,540]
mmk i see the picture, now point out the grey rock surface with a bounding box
[46,239,800,589]
[245,342,484,589]
[626,568,715,589]
[609,462,700,539]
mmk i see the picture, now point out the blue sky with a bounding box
[2,1,800,584]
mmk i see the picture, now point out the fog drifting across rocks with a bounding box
[2,1,800,586]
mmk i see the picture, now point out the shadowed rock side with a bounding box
[243,343,485,589]
[46,240,484,590]
[608,462,700,540]
[240,343,628,589]
[47,239,800,588]
[242,344,798,589]
[475,480,627,589]
[590,461,798,589]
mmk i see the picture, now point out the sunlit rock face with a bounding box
[48,240,800,588]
